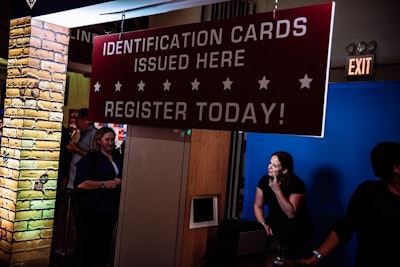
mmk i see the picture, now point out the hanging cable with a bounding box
[119,10,125,40]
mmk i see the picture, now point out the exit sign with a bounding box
[346,54,375,76]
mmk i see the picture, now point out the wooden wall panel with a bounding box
[180,129,232,267]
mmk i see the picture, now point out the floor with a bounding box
[50,251,80,267]
[50,251,298,267]
[200,252,298,267]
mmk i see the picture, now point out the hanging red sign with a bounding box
[89,2,335,137]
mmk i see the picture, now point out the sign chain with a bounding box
[119,11,126,40]
[273,0,278,20]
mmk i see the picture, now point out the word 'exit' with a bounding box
[346,55,375,76]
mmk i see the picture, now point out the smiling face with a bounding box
[99,132,116,153]
[268,155,287,177]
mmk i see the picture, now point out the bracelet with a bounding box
[260,222,267,226]
[101,181,105,189]
[312,250,323,260]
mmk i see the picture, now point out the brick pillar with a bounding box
[0,17,69,266]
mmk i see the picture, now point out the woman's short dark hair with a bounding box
[272,151,294,173]
[370,141,400,181]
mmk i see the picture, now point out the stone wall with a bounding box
[0,17,69,266]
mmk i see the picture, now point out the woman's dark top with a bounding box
[333,180,400,267]
[257,174,314,249]
[75,150,123,213]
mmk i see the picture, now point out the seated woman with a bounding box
[254,151,314,261]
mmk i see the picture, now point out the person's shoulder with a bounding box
[87,150,101,156]
[352,180,386,197]
[287,174,307,193]
[88,124,97,132]
[257,174,269,186]
[80,150,101,163]
[356,180,384,190]
[291,174,306,186]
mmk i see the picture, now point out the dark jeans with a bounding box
[76,204,118,267]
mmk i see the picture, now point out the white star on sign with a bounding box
[138,80,145,91]
[94,81,101,92]
[163,79,171,91]
[299,74,313,89]
[222,77,233,90]
[258,76,270,90]
[191,78,200,91]
[115,81,122,92]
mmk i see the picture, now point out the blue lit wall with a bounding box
[241,81,400,267]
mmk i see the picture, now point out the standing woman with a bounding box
[254,151,313,260]
[75,127,123,267]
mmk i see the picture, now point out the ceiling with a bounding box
[33,0,229,28]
